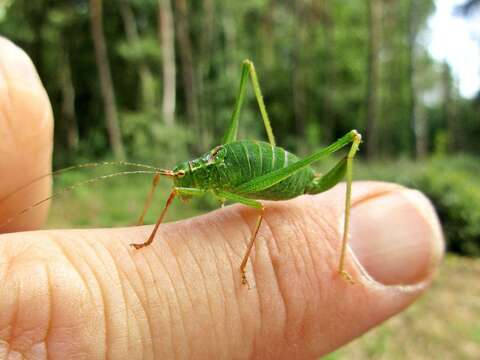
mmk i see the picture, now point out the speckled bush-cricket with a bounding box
[134,59,361,286]
[1,60,361,287]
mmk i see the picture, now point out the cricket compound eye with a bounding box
[176,170,186,177]
[209,146,226,161]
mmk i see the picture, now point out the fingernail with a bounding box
[349,189,444,286]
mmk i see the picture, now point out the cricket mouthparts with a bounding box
[158,169,175,176]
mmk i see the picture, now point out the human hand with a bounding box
[0,37,444,359]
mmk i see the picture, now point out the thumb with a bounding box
[0,181,443,359]
[0,37,53,233]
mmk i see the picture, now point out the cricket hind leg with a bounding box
[130,187,205,249]
[216,190,263,288]
[306,133,362,284]
[222,59,276,146]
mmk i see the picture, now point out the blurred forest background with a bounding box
[1,0,480,357]
[1,0,479,253]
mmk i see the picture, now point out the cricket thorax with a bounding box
[172,145,228,190]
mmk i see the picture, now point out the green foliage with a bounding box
[414,157,480,256]
[121,111,192,165]
[2,0,477,164]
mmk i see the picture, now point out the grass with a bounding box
[43,161,479,359]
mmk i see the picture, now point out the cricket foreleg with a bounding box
[130,187,205,250]
[137,173,161,225]
[216,190,263,288]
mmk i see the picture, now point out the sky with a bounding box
[428,0,480,98]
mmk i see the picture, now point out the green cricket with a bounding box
[130,59,362,287]
[1,59,362,287]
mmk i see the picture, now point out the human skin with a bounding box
[0,37,444,359]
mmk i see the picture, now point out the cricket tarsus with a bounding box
[131,189,177,249]
[129,59,362,287]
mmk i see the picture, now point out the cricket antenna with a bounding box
[0,169,165,231]
[0,161,163,205]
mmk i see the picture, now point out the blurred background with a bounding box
[0,0,479,358]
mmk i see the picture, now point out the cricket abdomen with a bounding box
[218,140,316,200]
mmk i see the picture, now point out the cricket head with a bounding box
[172,145,227,193]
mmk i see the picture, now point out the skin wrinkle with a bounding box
[165,232,215,359]
[114,240,157,357]
[210,208,256,357]
[297,220,328,331]
[294,211,335,349]
[6,277,19,347]
[152,238,192,360]
[89,240,133,357]
[48,233,94,301]
[209,211,249,352]
[224,210,251,263]
[279,213,313,342]
[308,199,343,273]
[182,224,220,358]
[7,260,48,357]
[0,339,8,359]
[147,245,179,360]
[187,217,225,358]
[303,197,340,274]
[116,268,145,359]
[260,211,295,347]
[63,237,111,358]
[292,209,324,292]
[43,260,52,360]
[203,222,231,356]
[103,245,149,359]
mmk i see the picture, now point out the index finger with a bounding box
[0,37,53,233]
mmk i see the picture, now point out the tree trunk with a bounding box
[197,0,215,137]
[158,0,176,126]
[60,47,79,150]
[443,62,457,151]
[174,0,200,137]
[365,0,381,159]
[408,0,427,159]
[292,0,306,149]
[261,0,276,69]
[89,0,125,159]
[119,0,156,110]
[320,0,336,144]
